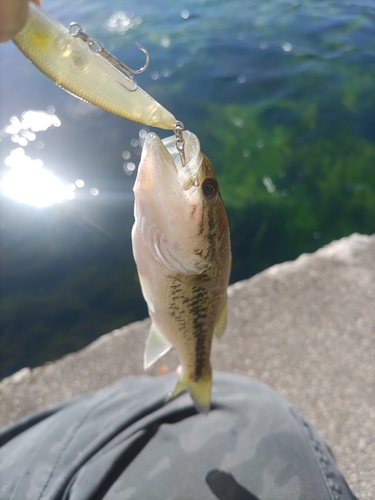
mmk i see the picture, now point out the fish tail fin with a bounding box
[172,371,212,414]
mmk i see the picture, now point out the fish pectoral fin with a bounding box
[169,272,219,290]
[144,323,173,370]
[214,300,228,338]
[171,372,212,414]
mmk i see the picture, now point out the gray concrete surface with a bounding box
[0,233,374,499]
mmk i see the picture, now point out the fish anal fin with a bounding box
[172,372,212,414]
[144,323,173,370]
[214,300,228,338]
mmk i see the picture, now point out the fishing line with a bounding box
[174,121,186,167]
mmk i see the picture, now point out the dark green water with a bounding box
[0,0,374,377]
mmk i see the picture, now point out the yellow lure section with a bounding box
[13,3,177,130]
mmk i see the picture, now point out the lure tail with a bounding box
[172,372,212,414]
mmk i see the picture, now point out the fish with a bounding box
[13,2,177,130]
[132,130,231,413]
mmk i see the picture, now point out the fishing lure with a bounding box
[13,2,177,129]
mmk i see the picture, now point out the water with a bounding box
[0,0,374,377]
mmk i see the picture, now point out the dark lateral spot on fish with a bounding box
[190,204,197,220]
[190,287,209,378]
[206,469,260,500]
[198,205,205,236]
[169,281,188,330]
[168,280,213,378]
[208,203,216,233]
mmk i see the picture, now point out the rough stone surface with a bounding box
[0,233,374,499]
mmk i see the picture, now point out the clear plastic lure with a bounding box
[13,2,177,130]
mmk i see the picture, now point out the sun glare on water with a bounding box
[1,109,103,207]
[1,148,75,208]
[0,109,76,208]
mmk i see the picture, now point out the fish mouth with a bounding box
[143,131,202,190]
[161,130,201,173]
[142,132,177,181]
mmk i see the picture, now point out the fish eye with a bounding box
[202,179,218,200]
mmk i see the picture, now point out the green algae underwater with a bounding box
[1,0,374,377]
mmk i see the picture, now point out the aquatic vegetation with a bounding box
[199,99,375,281]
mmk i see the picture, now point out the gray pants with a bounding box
[0,373,357,500]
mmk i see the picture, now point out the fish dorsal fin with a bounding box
[144,323,173,370]
[214,300,228,338]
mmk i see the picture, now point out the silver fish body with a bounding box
[13,2,176,130]
[132,131,231,412]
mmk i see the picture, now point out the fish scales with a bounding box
[169,282,213,380]
[132,130,231,413]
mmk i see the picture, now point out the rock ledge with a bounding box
[1,233,374,499]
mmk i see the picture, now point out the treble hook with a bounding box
[69,23,150,91]
[131,43,150,74]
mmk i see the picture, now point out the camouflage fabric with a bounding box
[0,373,357,500]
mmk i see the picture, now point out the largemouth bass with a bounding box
[132,130,231,413]
[13,2,176,130]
